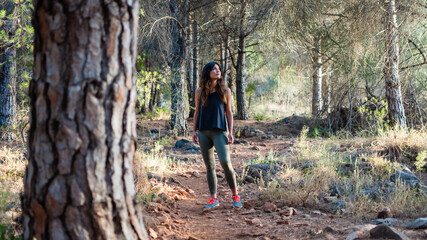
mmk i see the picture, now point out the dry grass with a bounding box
[133,148,180,201]
[0,144,26,236]
[259,127,427,219]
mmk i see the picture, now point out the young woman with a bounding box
[192,62,243,210]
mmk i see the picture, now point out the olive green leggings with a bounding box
[198,130,237,194]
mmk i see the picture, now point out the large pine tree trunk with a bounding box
[22,1,148,239]
[311,36,322,117]
[0,1,16,129]
[236,0,248,120]
[384,0,406,128]
[169,0,188,135]
[190,18,199,118]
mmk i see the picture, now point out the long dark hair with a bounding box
[200,62,227,107]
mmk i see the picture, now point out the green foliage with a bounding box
[358,98,389,136]
[253,113,266,121]
[135,54,167,113]
[415,150,426,171]
[308,125,328,138]
[0,224,22,240]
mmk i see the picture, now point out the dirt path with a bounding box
[144,152,362,240]
[140,119,426,240]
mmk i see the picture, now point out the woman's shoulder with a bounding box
[224,87,232,95]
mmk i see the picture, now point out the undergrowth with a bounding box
[258,126,427,219]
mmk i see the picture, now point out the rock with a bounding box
[324,196,338,203]
[328,200,346,214]
[323,227,337,233]
[234,139,248,145]
[390,169,420,188]
[361,186,395,201]
[369,225,409,239]
[148,228,158,239]
[175,139,192,149]
[246,218,263,226]
[405,218,427,229]
[188,236,199,240]
[329,185,343,197]
[243,175,255,184]
[251,146,261,151]
[370,218,401,226]
[147,172,162,182]
[244,164,282,181]
[185,149,200,154]
[243,201,252,209]
[280,207,297,217]
[263,202,277,213]
[150,128,159,134]
[143,215,158,232]
[186,144,200,151]
[377,207,392,219]
[345,224,376,240]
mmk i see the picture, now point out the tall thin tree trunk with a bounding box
[23,1,148,239]
[311,36,322,117]
[384,0,406,128]
[0,1,16,129]
[236,0,248,120]
[190,18,199,118]
[169,0,188,135]
[322,66,331,115]
[223,34,230,87]
[186,15,193,118]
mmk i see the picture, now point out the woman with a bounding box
[192,62,243,210]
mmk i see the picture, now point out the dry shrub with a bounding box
[350,182,427,219]
[0,145,26,236]
[261,165,339,207]
[132,149,179,196]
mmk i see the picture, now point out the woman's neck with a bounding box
[209,80,218,92]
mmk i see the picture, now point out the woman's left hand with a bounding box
[228,133,234,144]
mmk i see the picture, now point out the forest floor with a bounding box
[138,118,427,240]
[0,117,426,239]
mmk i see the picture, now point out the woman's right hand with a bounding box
[192,132,199,144]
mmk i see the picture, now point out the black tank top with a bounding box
[198,92,227,131]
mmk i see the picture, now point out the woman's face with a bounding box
[209,64,221,80]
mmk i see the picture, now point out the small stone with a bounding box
[323,227,336,233]
[243,201,252,209]
[405,218,427,229]
[369,225,409,240]
[377,207,392,219]
[148,228,158,239]
[263,202,277,213]
[370,218,401,226]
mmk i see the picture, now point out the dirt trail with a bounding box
[141,119,426,240]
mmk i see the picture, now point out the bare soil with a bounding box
[138,119,427,240]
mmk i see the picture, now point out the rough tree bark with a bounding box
[236,0,249,120]
[190,18,199,118]
[22,1,148,239]
[169,0,188,135]
[384,0,406,128]
[311,36,322,117]
[0,1,16,128]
